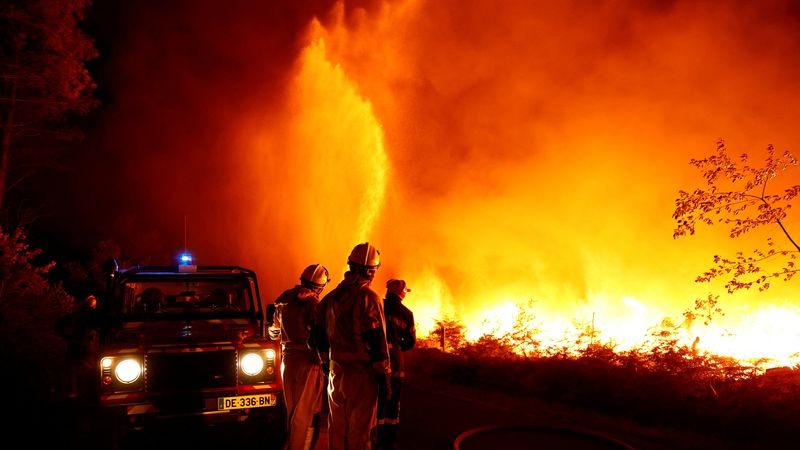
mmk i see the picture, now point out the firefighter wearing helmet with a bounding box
[269,263,330,450]
[311,242,391,450]
[377,279,416,450]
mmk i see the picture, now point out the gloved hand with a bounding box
[375,372,392,401]
[268,325,281,340]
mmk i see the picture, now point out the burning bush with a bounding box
[407,330,800,446]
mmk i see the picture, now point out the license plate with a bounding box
[217,393,277,410]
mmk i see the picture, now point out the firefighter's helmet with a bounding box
[347,242,380,269]
[83,295,98,310]
[386,279,410,297]
[300,264,330,288]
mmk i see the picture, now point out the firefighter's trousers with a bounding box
[327,359,378,450]
[376,376,403,450]
[282,350,325,450]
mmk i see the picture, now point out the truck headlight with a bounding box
[240,349,277,379]
[101,355,143,388]
[241,352,265,376]
[115,358,143,383]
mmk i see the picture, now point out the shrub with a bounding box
[407,339,799,446]
[0,227,75,401]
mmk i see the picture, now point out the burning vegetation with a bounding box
[2,5,800,446]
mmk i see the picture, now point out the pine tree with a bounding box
[0,0,98,214]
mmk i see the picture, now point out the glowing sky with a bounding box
[78,0,800,364]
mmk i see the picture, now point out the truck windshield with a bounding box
[120,279,253,315]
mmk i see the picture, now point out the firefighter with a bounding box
[54,294,99,399]
[311,242,392,450]
[377,279,416,450]
[269,264,331,450]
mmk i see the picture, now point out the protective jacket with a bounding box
[383,293,416,378]
[312,271,391,450]
[269,285,325,450]
[377,293,416,450]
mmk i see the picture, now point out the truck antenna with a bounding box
[184,214,188,252]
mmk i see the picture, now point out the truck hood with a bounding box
[112,318,260,346]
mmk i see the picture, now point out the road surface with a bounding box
[38,371,781,450]
[393,375,775,450]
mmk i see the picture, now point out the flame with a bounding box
[95,1,800,369]
[463,295,800,368]
[288,0,800,369]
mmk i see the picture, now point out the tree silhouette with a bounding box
[673,140,800,297]
[430,317,466,352]
[0,0,98,215]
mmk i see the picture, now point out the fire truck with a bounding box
[94,254,286,449]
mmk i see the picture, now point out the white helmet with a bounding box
[300,264,330,288]
[347,242,380,269]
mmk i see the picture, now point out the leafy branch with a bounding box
[673,140,800,295]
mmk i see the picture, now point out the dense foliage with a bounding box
[0,227,75,401]
[409,340,800,446]
[414,308,800,446]
[0,0,98,214]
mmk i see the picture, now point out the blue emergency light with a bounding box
[179,252,193,265]
[178,251,197,272]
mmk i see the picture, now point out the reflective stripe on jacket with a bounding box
[384,293,416,378]
[270,285,319,355]
[317,271,390,373]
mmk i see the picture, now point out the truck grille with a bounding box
[145,348,237,392]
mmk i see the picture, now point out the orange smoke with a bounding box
[243,0,800,367]
[90,1,800,367]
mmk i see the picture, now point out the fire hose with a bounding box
[453,424,639,450]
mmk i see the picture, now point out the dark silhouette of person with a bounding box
[141,287,164,313]
[55,295,99,399]
[208,288,230,309]
[377,279,416,450]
